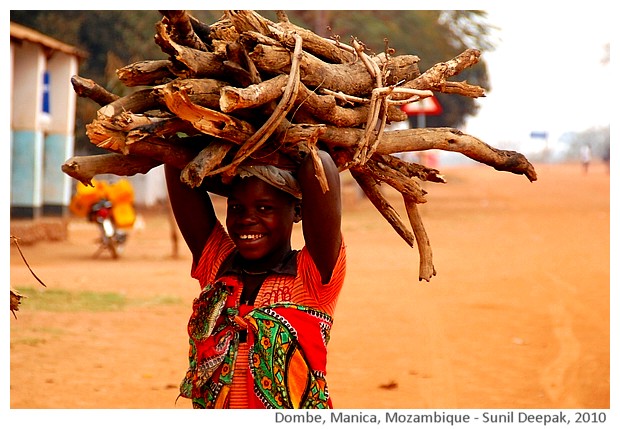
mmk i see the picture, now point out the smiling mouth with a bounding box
[238,233,264,241]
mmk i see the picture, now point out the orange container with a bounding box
[111,202,136,228]
[69,180,109,217]
[107,179,135,205]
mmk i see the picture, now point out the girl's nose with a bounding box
[238,208,258,224]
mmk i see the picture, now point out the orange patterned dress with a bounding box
[179,221,346,408]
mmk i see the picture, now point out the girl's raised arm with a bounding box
[298,151,342,284]
[164,164,217,265]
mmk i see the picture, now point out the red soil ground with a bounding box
[8,162,610,414]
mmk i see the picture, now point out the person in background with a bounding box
[580,143,592,174]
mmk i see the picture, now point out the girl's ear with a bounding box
[293,201,302,223]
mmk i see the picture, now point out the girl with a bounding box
[165,150,345,409]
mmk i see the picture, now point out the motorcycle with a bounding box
[70,178,136,259]
[88,198,128,259]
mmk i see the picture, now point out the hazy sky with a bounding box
[463,3,612,153]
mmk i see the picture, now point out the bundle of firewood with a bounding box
[62,10,537,281]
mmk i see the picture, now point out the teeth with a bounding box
[240,234,263,240]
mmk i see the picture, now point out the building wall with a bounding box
[10,27,79,219]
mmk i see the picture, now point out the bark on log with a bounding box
[322,127,538,182]
[220,74,288,112]
[404,196,436,282]
[62,153,162,185]
[350,167,416,247]
[180,141,235,187]
[275,16,356,64]
[248,42,420,96]
[159,10,209,52]
[116,59,177,87]
[161,85,257,143]
[124,116,200,142]
[225,10,357,65]
[373,153,446,184]
[220,76,407,127]
[363,157,428,204]
[71,75,119,106]
[98,88,163,118]
[158,78,228,110]
[118,137,202,169]
[225,10,273,37]
[155,20,228,79]
[399,48,484,98]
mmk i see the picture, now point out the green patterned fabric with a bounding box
[178,277,333,408]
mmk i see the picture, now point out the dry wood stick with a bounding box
[364,158,427,204]
[156,78,228,111]
[71,75,119,106]
[86,118,131,153]
[181,141,235,187]
[344,88,433,167]
[97,88,162,118]
[321,127,538,182]
[350,168,415,247]
[353,86,391,165]
[226,10,273,36]
[124,116,199,141]
[62,153,162,185]
[155,20,227,79]
[209,33,304,177]
[161,85,256,143]
[117,59,177,87]
[403,196,436,281]
[373,153,446,184]
[274,12,356,64]
[249,41,420,96]
[220,74,288,112]
[399,48,484,98]
[160,10,209,52]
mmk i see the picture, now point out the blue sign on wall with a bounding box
[42,71,50,114]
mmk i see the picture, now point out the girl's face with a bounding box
[226,176,300,267]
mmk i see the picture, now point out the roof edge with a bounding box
[10,21,88,59]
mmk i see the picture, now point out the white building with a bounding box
[10,22,86,219]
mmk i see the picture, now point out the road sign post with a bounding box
[401,96,442,128]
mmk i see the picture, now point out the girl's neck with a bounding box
[241,244,291,274]
[240,270,268,305]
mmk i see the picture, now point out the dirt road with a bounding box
[9,162,610,410]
